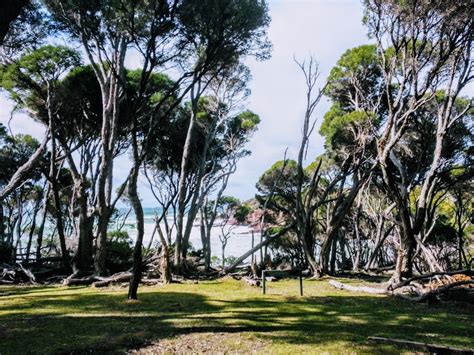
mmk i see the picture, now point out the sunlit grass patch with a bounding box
[0,278,473,354]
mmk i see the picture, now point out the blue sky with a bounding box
[0,0,369,206]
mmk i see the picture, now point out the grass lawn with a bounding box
[0,277,473,354]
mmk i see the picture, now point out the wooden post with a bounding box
[251,231,255,264]
[299,269,303,296]
[262,270,266,294]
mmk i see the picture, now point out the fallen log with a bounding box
[265,276,278,282]
[368,336,474,354]
[329,279,387,294]
[140,278,163,286]
[393,280,474,303]
[92,272,132,288]
[1,264,37,284]
[17,263,36,284]
[64,276,99,286]
[243,276,260,287]
[388,270,474,291]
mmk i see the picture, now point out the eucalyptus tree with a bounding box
[363,0,473,283]
[199,109,260,270]
[44,0,181,276]
[122,69,177,299]
[314,45,383,275]
[0,45,81,268]
[0,132,45,262]
[181,63,259,267]
[173,0,271,269]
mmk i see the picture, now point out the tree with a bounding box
[0,45,81,269]
[173,0,270,270]
[364,0,473,283]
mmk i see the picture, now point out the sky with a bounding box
[0,0,369,206]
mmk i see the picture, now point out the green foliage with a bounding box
[176,0,271,62]
[0,45,81,107]
[0,133,43,185]
[106,231,133,274]
[234,204,252,223]
[320,107,377,151]
[257,160,300,195]
[325,44,382,111]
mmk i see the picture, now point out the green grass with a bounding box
[0,277,473,354]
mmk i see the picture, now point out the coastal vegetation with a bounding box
[0,0,473,352]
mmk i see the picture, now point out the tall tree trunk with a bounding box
[156,224,171,284]
[93,39,127,276]
[25,190,42,263]
[35,185,49,261]
[128,119,145,300]
[175,84,199,269]
[95,105,117,274]
[51,178,69,270]
[127,165,144,299]
[75,181,93,272]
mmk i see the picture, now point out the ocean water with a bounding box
[121,208,259,263]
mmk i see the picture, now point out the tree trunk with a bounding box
[0,203,4,243]
[392,207,416,283]
[93,40,127,276]
[221,243,226,269]
[35,185,49,261]
[156,225,172,284]
[50,178,69,270]
[128,156,145,299]
[25,190,42,263]
[75,181,93,272]
[175,104,197,269]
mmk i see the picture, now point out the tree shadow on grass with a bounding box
[0,283,473,354]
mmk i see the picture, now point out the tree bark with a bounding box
[127,157,145,299]
[35,184,49,261]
